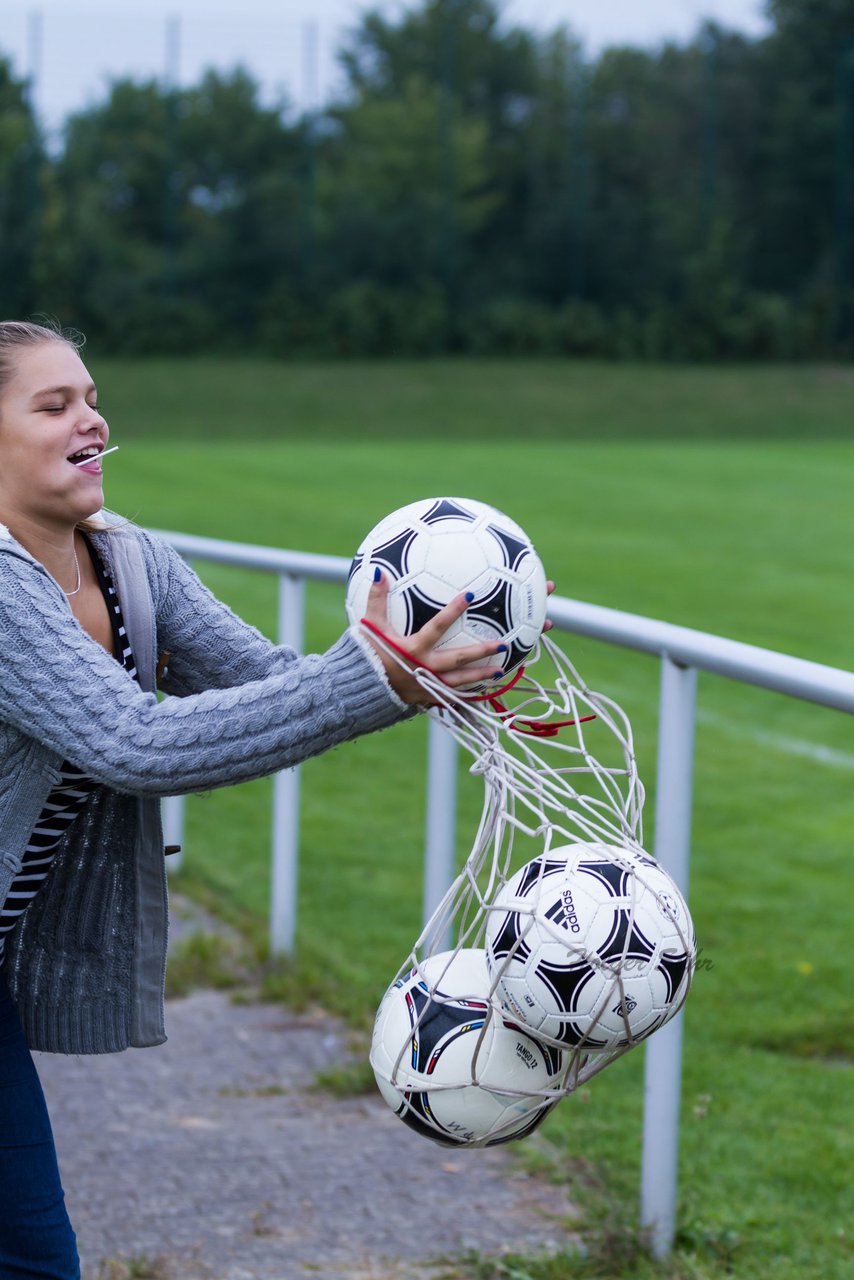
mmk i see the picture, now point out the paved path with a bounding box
[34,927,578,1280]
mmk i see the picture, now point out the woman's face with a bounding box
[0,342,110,528]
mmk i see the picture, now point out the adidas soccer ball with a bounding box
[346,496,548,690]
[370,949,563,1147]
[485,844,695,1051]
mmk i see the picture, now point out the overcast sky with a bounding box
[4,1,771,133]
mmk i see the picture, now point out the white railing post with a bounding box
[640,654,698,1257]
[162,553,191,876]
[162,794,186,874]
[270,573,306,956]
[423,718,458,946]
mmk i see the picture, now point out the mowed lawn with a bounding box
[97,358,852,1280]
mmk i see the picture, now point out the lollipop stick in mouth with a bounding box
[74,446,120,467]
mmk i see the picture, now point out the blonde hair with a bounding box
[0,319,84,394]
[0,320,110,534]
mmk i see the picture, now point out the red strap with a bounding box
[358,618,596,737]
[487,701,598,738]
[359,617,434,672]
[464,664,527,701]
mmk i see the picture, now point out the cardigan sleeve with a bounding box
[139,530,309,696]
[0,549,412,798]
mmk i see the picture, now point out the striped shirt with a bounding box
[0,538,138,961]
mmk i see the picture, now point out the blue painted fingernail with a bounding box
[373,566,382,583]
[492,670,504,679]
[465,591,475,603]
[497,644,507,652]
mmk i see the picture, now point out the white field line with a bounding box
[584,677,854,772]
[696,707,854,772]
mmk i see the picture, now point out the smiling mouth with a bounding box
[68,445,103,464]
[69,445,119,467]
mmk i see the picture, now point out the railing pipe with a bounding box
[547,595,854,714]
[270,573,306,956]
[155,529,350,584]
[640,656,698,1257]
[162,793,185,874]
[154,534,854,713]
[423,721,458,951]
[153,529,854,1259]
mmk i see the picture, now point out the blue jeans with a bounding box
[0,978,80,1279]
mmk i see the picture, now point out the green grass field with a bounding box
[98,358,852,1280]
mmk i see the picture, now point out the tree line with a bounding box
[2,0,853,359]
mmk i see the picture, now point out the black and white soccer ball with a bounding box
[485,844,696,1052]
[346,497,548,691]
[370,949,563,1148]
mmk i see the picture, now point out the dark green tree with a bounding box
[759,0,854,344]
[0,58,47,317]
[49,70,304,351]
[11,0,853,358]
[329,0,544,344]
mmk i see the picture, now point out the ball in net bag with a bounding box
[485,843,696,1052]
[346,497,548,690]
[371,948,563,1147]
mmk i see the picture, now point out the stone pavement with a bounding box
[34,912,578,1280]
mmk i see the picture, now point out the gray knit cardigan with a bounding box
[0,515,408,1054]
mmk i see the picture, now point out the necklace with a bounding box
[63,544,82,598]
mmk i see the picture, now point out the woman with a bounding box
[0,319,518,1278]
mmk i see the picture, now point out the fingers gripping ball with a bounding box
[346,497,548,691]
[485,844,696,1052]
[370,949,563,1148]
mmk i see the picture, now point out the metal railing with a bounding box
[156,528,854,1259]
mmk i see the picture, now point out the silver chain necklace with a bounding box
[63,544,82,598]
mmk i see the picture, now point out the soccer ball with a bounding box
[346,496,548,690]
[370,949,563,1147]
[485,844,695,1051]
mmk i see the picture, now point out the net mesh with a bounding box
[365,631,695,1147]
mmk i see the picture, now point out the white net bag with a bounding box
[365,631,696,1148]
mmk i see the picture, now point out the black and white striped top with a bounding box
[0,538,138,961]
